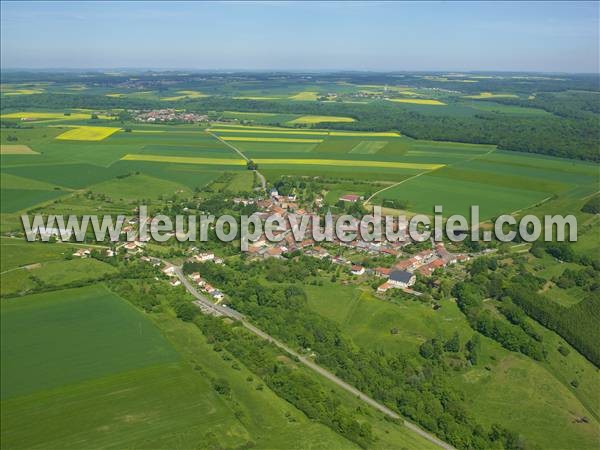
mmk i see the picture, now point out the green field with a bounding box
[0,282,437,449]
[1,188,66,213]
[0,237,71,272]
[1,285,178,399]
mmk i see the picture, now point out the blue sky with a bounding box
[1,1,598,72]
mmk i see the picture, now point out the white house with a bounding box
[350,265,365,276]
[193,252,215,262]
[162,265,177,277]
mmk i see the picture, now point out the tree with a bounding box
[466,334,481,365]
[581,195,600,214]
[213,378,231,395]
[444,332,460,352]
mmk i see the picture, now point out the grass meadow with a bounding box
[303,280,600,450]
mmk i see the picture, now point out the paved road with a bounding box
[207,131,267,192]
[175,267,244,320]
[173,265,454,450]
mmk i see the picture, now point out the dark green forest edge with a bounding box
[2,71,599,161]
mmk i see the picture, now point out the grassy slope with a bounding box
[303,280,600,450]
[155,311,439,450]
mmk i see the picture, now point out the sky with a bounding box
[1,1,598,73]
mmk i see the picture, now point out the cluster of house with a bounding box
[133,109,208,123]
[159,250,226,300]
[371,243,469,293]
[72,247,115,258]
[161,264,182,287]
[188,250,224,265]
[187,271,225,301]
[121,240,146,254]
[239,192,475,292]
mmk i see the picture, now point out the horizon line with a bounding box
[2,67,599,76]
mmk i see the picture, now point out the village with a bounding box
[56,184,475,305]
[131,108,208,123]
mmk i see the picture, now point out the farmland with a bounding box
[55,126,121,141]
[1,285,365,449]
[289,115,356,124]
[0,145,38,155]
[387,98,447,105]
[0,113,595,224]
[464,92,520,99]
[1,69,599,450]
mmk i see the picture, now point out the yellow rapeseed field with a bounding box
[162,90,209,101]
[0,145,39,155]
[387,99,447,106]
[464,92,519,99]
[121,154,246,165]
[253,159,444,170]
[56,126,121,141]
[222,136,323,144]
[119,154,441,171]
[1,111,92,120]
[2,89,44,95]
[288,115,356,124]
[289,91,319,101]
[210,128,329,136]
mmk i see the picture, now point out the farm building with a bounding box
[339,194,360,203]
[388,270,416,288]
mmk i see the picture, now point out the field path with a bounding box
[207,130,267,192]
[364,169,431,205]
[365,146,497,208]
[172,264,454,450]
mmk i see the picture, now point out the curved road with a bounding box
[173,266,454,450]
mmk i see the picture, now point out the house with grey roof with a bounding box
[388,270,416,288]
